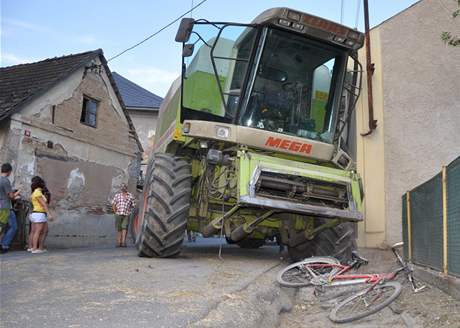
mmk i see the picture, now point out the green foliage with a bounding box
[442,1,460,47]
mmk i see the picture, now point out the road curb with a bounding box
[413,264,460,300]
[189,266,296,328]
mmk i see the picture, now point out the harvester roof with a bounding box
[251,7,364,51]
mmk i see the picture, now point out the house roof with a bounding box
[0,50,102,121]
[112,72,163,110]
[0,49,143,152]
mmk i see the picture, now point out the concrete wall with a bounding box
[380,0,460,245]
[128,109,158,163]
[1,59,141,247]
[356,28,387,248]
[357,0,460,246]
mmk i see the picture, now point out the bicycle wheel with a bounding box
[329,281,402,323]
[277,257,340,288]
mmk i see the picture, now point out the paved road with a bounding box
[0,238,289,328]
[3,240,458,328]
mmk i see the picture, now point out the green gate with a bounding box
[402,155,460,277]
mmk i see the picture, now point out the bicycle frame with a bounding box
[306,263,395,287]
[304,242,425,292]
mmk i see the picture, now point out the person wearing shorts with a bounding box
[111,184,134,247]
[29,176,52,254]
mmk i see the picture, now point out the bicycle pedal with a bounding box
[413,285,426,293]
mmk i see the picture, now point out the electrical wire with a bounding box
[354,0,361,28]
[340,0,345,24]
[108,0,208,62]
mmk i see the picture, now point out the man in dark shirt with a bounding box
[0,163,20,253]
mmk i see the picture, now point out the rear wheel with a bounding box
[277,257,340,288]
[288,221,357,263]
[329,281,402,323]
[136,153,192,258]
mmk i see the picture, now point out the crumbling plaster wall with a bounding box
[3,59,141,247]
[0,119,12,162]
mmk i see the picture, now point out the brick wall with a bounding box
[52,70,136,156]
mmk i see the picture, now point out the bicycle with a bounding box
[277,242,426,323]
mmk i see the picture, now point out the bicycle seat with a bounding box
[351,251,369,267]
[391,242,404,250]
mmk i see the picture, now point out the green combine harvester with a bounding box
[134,7,365,262]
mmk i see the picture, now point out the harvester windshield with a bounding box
[181,16,354,144]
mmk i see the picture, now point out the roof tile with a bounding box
[112,72,162,110]
[0,49,102,120]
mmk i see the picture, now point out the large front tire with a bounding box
[288,221,357,263]
[136,153,192,258]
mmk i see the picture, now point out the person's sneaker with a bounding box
[27,248,32,252]
[0,248,8,254]
[31,249,45,254]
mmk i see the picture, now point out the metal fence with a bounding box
[402,155,460,277]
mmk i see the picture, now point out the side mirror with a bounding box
[182,44,195,57]
[175,18,195,42]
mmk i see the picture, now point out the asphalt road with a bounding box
[0,238,290,328]
[2,239,459,328]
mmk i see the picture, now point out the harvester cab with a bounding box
[136,8,365,262]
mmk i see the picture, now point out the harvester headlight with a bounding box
[278,19,291,27]
[334,35,346,43]
[345,39,355,47]
[292,23,304,31]
[182,122,191,134]
[215,126,230,139]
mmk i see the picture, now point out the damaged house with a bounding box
[0,49,142,247]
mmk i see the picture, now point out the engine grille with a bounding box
[254,171,349,209]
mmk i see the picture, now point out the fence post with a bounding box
[406,191,412,261]
[442,166,448,275]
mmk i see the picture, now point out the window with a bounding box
[81,96,98,127]
[239,29,345,143]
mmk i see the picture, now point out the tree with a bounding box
[441,0,460,46]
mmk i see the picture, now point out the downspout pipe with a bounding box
[361,0,378,136]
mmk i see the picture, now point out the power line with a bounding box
[340,0,345,24]
[354,0,361,28]
[108,0,208,62]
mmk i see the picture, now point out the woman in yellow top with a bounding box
[29,176,53,254]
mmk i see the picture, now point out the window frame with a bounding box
[80,95,99,128]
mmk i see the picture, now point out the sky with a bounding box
[1,0,420,97]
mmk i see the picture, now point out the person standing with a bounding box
[0,163,20,254]
[29,176,53,254]
[111,184,134,247]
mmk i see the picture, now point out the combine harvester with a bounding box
[134,7,365,262]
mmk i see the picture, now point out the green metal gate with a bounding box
[447,157,460,276]
[402,155,460,277]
